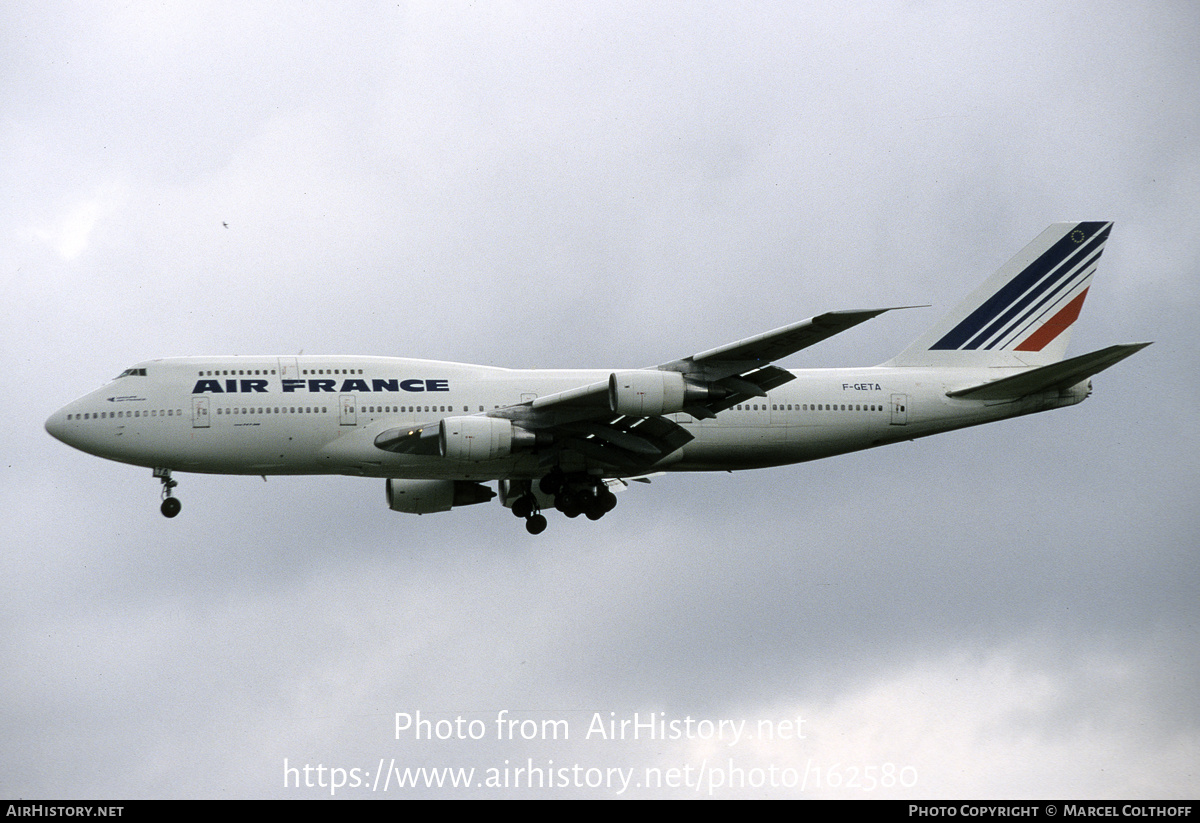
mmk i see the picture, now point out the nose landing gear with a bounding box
[154,468,181,518]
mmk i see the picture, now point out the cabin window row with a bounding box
[212,405,486,415]
[68,409,182,420]
[733,403,886,412]
[352,405,483,414]
[196,368,369,376]
[801,403,885,412]
[218,407,329,415]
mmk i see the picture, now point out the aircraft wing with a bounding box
[656,307,906,417]
[376,308,900,470]
[663,308,905,376]
[501,307,902,466]
[374,407,692,471]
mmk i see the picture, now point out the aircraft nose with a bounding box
[45,406,72,444]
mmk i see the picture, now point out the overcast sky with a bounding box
[3,0,1197,799]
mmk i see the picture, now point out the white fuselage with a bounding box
[45,355,1087,481]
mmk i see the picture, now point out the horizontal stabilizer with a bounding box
[946,342,1151,400]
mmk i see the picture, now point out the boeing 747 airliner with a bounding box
[46,222,1148,533]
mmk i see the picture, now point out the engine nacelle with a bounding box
[439,416,536,462]
[608,370,708,416]
[386,478,496,514]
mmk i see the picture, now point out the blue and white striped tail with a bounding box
[885,222,1112,368]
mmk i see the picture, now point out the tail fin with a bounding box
[885,222,1113,368]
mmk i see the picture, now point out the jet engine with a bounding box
[385,478,496,514]
[438,416,537,462]
[608,370,709,416]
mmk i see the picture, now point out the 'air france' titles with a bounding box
[192,378,450,394]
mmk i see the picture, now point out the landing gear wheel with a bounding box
[512,494,535,519]
[154,468,180,518]
[525,513,547,535]
[539,469,565,496]
[552,489,577,517]
[583,490,613,520]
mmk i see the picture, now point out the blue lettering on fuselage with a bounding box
[193,378,450,394]
[192,379,269,393]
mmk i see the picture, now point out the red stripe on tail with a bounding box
[1015,288,1090,352]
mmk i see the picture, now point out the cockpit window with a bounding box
[115,368,147,379]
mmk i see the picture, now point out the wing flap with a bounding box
[558,421,663,454]
[557,416,693,469]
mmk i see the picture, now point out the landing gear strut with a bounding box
[154,468,181,518]
[514,494,547,534]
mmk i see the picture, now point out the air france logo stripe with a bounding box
[943,222,1108,350]
[978,243,1102,350]
[953,223,1106,349]
[931,222,1111,351]
[1014,287,1090,352]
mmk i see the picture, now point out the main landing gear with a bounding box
[541,470,618,522]
[154,467,181,518]
[510,471,619,534]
